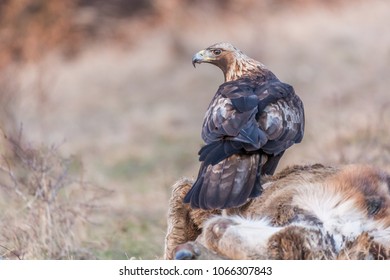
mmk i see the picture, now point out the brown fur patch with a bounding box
[338,233,389,260]
[267,226,332,260]
[165,164,390,259]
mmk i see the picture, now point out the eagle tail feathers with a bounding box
[184,154,263,209]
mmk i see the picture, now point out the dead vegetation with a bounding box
[0,130,108,259]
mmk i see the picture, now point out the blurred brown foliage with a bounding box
[0,0,350,68]
[0,0,78,66]
[0,0,155,67]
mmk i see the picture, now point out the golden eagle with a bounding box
[184,42,305,209]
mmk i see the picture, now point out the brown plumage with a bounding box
[184,42,305,209]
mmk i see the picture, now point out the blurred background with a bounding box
[0,0,389,259]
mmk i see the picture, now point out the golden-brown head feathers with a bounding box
[192,42,266,81]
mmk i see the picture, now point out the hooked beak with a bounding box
[192,50,207,68]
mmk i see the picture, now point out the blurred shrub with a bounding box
[0,131,107,259]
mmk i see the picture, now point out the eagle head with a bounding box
[192,42,238,67]
[192,42,260,81]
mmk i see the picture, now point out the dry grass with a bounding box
[0,130,108,259]
[0,0,390,259]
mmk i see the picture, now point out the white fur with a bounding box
[292,182,382,251]
[209,181,390,256]
[223,216,281,247]
[202,216,281,259]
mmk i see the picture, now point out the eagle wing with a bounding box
[199,77,304,166]
[257,81,305,154]
[185,76,304,209]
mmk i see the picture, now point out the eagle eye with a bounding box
[212,49,222,55]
